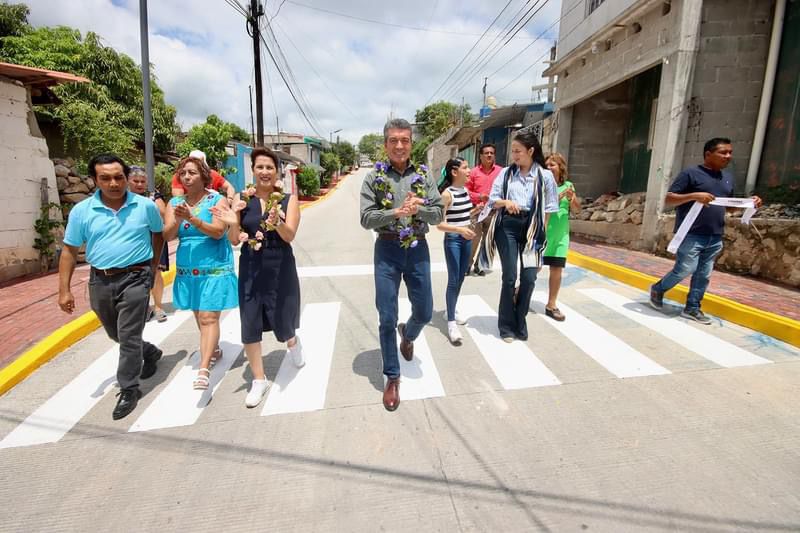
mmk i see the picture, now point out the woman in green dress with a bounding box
[542,153,580,321]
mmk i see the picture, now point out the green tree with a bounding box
[177,114,250,169]
[412,100,472,163]
[332,140,356,169]
[0,10,178,164]
[320,151,340,187]
[0,3,30,38]
[297,166,320,197]
[357,133,382,161]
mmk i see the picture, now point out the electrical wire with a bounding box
[222,0,248,18]
[425,0,516,105]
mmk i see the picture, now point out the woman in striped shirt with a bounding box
[437,157,476,345]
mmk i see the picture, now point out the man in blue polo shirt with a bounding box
[59,153,165,420]
[649,138,762,324]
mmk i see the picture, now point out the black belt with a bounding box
[92,260,150,277]
[506,210,530,218]
[378,233,427,241]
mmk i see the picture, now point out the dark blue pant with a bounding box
[374,239,433,379]
[653,234,723,312]
[495,215,538,340]
[443,233,471,321]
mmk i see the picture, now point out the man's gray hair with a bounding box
[383,118,413,141]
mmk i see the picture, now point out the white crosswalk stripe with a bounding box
[0,311,194,449]
[384,298,446,401]
[262,302,341,416]
[459,295,561,389]
[579,288,772,368]
[128,311,243,433]
[530,294,671,378]
[1,288,789,450]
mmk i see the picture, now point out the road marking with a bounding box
[530,294,671,378]
[579,288,772,368]
[381,298,446,401]
[262,303,341,416]
[458,295,561,389]
[128,311,242,433]
[0,311,193,449]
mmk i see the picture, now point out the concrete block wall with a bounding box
[568,81,632,199]
[556,1,677,108]
[0,77,60,282]
[682,0,773,192]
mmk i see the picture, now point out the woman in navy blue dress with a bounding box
[212,147,302,408]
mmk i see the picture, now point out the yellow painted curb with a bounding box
[568,250,800,348]
[0,267,176,397]
[0,178,346,397]
[299,173,348,211]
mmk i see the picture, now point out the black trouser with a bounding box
[495,215,538,340]
[89,267,160,390]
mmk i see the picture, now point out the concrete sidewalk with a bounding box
[570,237,800,321]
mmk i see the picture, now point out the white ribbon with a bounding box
[667,197,756,254]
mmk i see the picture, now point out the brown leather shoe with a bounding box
[545,307,566,322]
[398,323,413,361]
[383,378,400,411]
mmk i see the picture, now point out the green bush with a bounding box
[320,151,339,188]
[297,166,320,197]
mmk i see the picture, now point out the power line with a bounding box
[282,0,540,39]
[257,23,323,136]
[425,0,516,105]
[270,0,287,21]
[436,0,544,102]
[439,0,560,102]
[272,20,358,120]
[222,0,248,18]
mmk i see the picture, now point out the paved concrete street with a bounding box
[1,169,798,532]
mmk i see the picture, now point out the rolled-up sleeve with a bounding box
[487,168,507,209]
[542,170,559,213]
[359,172,396,230]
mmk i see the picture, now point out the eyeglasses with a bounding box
[387,137,412,146]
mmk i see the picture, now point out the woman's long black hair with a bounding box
[513,129,547,169]
[439,157,466,193]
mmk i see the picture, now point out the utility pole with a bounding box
[249,0,265,146]
[482,77,488,108]
[248,84,255,146]
[139,0,155,191]
[547,46,557,103]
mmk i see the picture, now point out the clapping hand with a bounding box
[173,202,192,221]
[210,201,240,225]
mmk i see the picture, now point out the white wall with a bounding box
[557,0,642,60]
[0,77,60,281]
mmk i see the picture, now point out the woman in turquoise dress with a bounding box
[164,156,238,390]
[542,153,580,321]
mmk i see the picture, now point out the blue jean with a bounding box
[444,233,471,321]
[374,239,433,379]
[495,215,538,339]
[653,234,723,312]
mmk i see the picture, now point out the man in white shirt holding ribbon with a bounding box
[649,137,762,324]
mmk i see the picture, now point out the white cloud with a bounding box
[24,0,562,144]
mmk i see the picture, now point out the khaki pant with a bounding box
[469,213,494,272]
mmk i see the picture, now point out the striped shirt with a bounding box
[445,186,473,227]
[488,164,559,213]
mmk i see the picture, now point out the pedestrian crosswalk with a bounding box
[0,288,786,450]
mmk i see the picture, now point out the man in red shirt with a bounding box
[465,143,502,275]
[171,149,236,204]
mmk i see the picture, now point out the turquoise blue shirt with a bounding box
[63,190,164,269]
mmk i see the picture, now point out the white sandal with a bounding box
[209,346,222,368]
[193,368,210,390]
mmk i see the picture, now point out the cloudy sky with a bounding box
[24,0,562,144]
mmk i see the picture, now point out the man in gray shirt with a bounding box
[360,118,444,411]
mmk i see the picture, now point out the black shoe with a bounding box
[140,348,162,379]
[681,308,712,325]
[649,286,664,310]
[113,388,142,420]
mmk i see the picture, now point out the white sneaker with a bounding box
[288,337,305,368]
[454,311,467,325]
[245,379,269,408]
[448,322,463,346]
